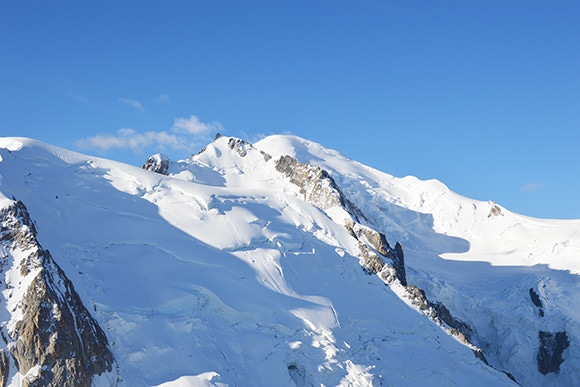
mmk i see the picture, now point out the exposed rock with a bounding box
[142,154,169,175]
[0,200,38,249]
[0,350,9,387]
[473,348,489,365]
[345,222,406,285]
[392,242,407,287]
[358,225,390,256]
[405,285,437,319]
[275,155,344,211]
[529,288,544,317]
[537,331,569,374]
[227,137,250,157]
[287,363,307,386]
[227,137,272,161]
[0,201,114,386]
[358,241,386,277]
[502,371,518,383]
[488,201,503,218]
[403,289,477,348]
[431,302,473,342]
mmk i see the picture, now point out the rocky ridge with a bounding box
[0,201,114,386]
[272,153,482,348]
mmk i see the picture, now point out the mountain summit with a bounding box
[0,135,578,386]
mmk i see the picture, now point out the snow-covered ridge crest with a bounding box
[0,137,89,166]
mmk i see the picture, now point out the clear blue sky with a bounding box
[1,1,579,219]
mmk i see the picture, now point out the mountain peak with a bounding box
[1,135,579,385]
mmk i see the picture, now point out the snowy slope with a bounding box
[255,135,580,386]
[0,135,577,386]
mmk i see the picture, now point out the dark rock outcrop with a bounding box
[274,155,410,284]
[488,201,503,218]
[142,154,169,175]
[227,137,272,161]
[529,288,544,317]
[358,225,390,256]
[431,301,473,342]
[287,363,308,386]
[537,331,569,375]
[345,222,406,285]
[274,154,412,286]
[405,285,437,319]
[392,242,406,287]
[0,201,114,386]
[0,350,9,387]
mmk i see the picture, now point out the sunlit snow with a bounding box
[1,135,578,386]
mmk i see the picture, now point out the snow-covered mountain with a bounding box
[0,134,578,386]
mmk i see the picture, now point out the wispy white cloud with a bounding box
[75,114,223,156]
[172,115,223,135]
[76,128,183,153]
[521,182,544,192]
[119,97,145,111]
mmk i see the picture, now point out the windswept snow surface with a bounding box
[0,135,577,386]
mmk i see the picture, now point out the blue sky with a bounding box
[1,1,579,219]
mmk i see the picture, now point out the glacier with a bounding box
[0,134,578,386]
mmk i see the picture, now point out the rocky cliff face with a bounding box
[537,331,569,375]
[0,201,114,386]
[275,155,347,212]
[525,288,570,374]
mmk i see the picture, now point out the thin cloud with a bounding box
[75,114,222,156]
[119,97,145,111]
[76,128,183,153]
[172,114,223,135]
[156,94,169,103]
[521,182,544,192]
